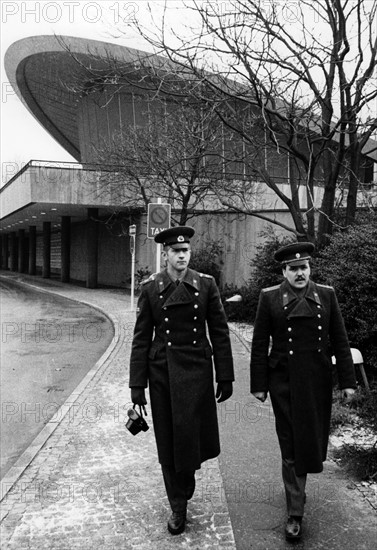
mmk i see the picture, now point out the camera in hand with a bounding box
[126,406,149,435]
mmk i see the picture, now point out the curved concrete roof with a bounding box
[5,35,377,166]
[4,35,157,162]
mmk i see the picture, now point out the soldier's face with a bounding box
[283,261,311,289]
[163,246,191,273]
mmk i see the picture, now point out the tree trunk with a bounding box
[345,143,361,226]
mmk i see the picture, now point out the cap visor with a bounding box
[169,243,190,250]
[284,257,311,266]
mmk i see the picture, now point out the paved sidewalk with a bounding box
[1,272,376,550]
[0,273,236,549]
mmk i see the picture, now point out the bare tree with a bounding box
[130,0,377,243]
[89,96,271,226]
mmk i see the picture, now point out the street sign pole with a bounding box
[156,198,162,274]
[129,224,136,311]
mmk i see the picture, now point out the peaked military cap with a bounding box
[275,242,315,265]
[154,226,195,248]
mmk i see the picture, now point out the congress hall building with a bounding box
[1,35,376,288]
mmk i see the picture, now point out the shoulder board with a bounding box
[199,272,213,279]
[141,273,157,285]
[316,283,334,290]
[262,284,280,293]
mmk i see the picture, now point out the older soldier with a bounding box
[129,226,234,535]
[250,242,356,542]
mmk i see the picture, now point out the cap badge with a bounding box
[177,235,184,242]
[296,253,301,259]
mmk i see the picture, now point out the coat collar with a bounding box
[154,268,201,293]
[280,280,322,307]
[305,280,322,306]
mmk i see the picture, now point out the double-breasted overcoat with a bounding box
[129,267,234,472]
[250,279,356,475]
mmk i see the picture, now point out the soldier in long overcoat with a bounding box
[129,226,234,535]
[250,242,356,542]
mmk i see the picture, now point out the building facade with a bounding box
[1,36,376,288]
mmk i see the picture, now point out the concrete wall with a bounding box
[45,220,132,287]
[97,223,130,287]
[134,211,292,287]
[69,221,87,283]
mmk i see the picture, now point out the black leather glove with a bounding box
[216,381,233,403]
[131,387,147,406]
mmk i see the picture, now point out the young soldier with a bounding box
[130,226,234,535]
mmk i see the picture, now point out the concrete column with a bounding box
[9,232,18,271]
[86,208,98,289]
[18,229,26,273]
[61,216,71,283]
[29,226,37,275]
[42,221,51,279]
[2,234,9,270]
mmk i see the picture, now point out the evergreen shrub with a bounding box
[189,240,223,285]
[313,222,377,369]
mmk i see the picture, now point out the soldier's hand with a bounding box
[216,381,233,403]
[252,392,267,403]
[131,387,147,406]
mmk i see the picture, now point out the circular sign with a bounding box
[150,206,168,225]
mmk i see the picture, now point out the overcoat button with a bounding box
[289,350,294,355]
[318,314,321,318]
[166,330,170,334]
[193,341,197,344]
[195,292,199,296]
[194,304,198,309]
[318,325,322,330]
[167,342,172,346]
[288,327,292,332]
[289,338,292,342]
[194,316,198,320]
[165,317,169,322]
[193,328,197,332]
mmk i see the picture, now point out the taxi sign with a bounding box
[147,203,171,238]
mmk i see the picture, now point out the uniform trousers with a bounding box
[161,465,196,513]
[269,362,307,517]
[282,458,307,516]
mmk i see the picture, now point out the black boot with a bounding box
[168,510,186,535]
[285,516,302,541]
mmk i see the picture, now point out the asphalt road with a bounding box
[0,278,114,479]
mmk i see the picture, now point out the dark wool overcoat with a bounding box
[250,280,356,475]
[129,267,234,472]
